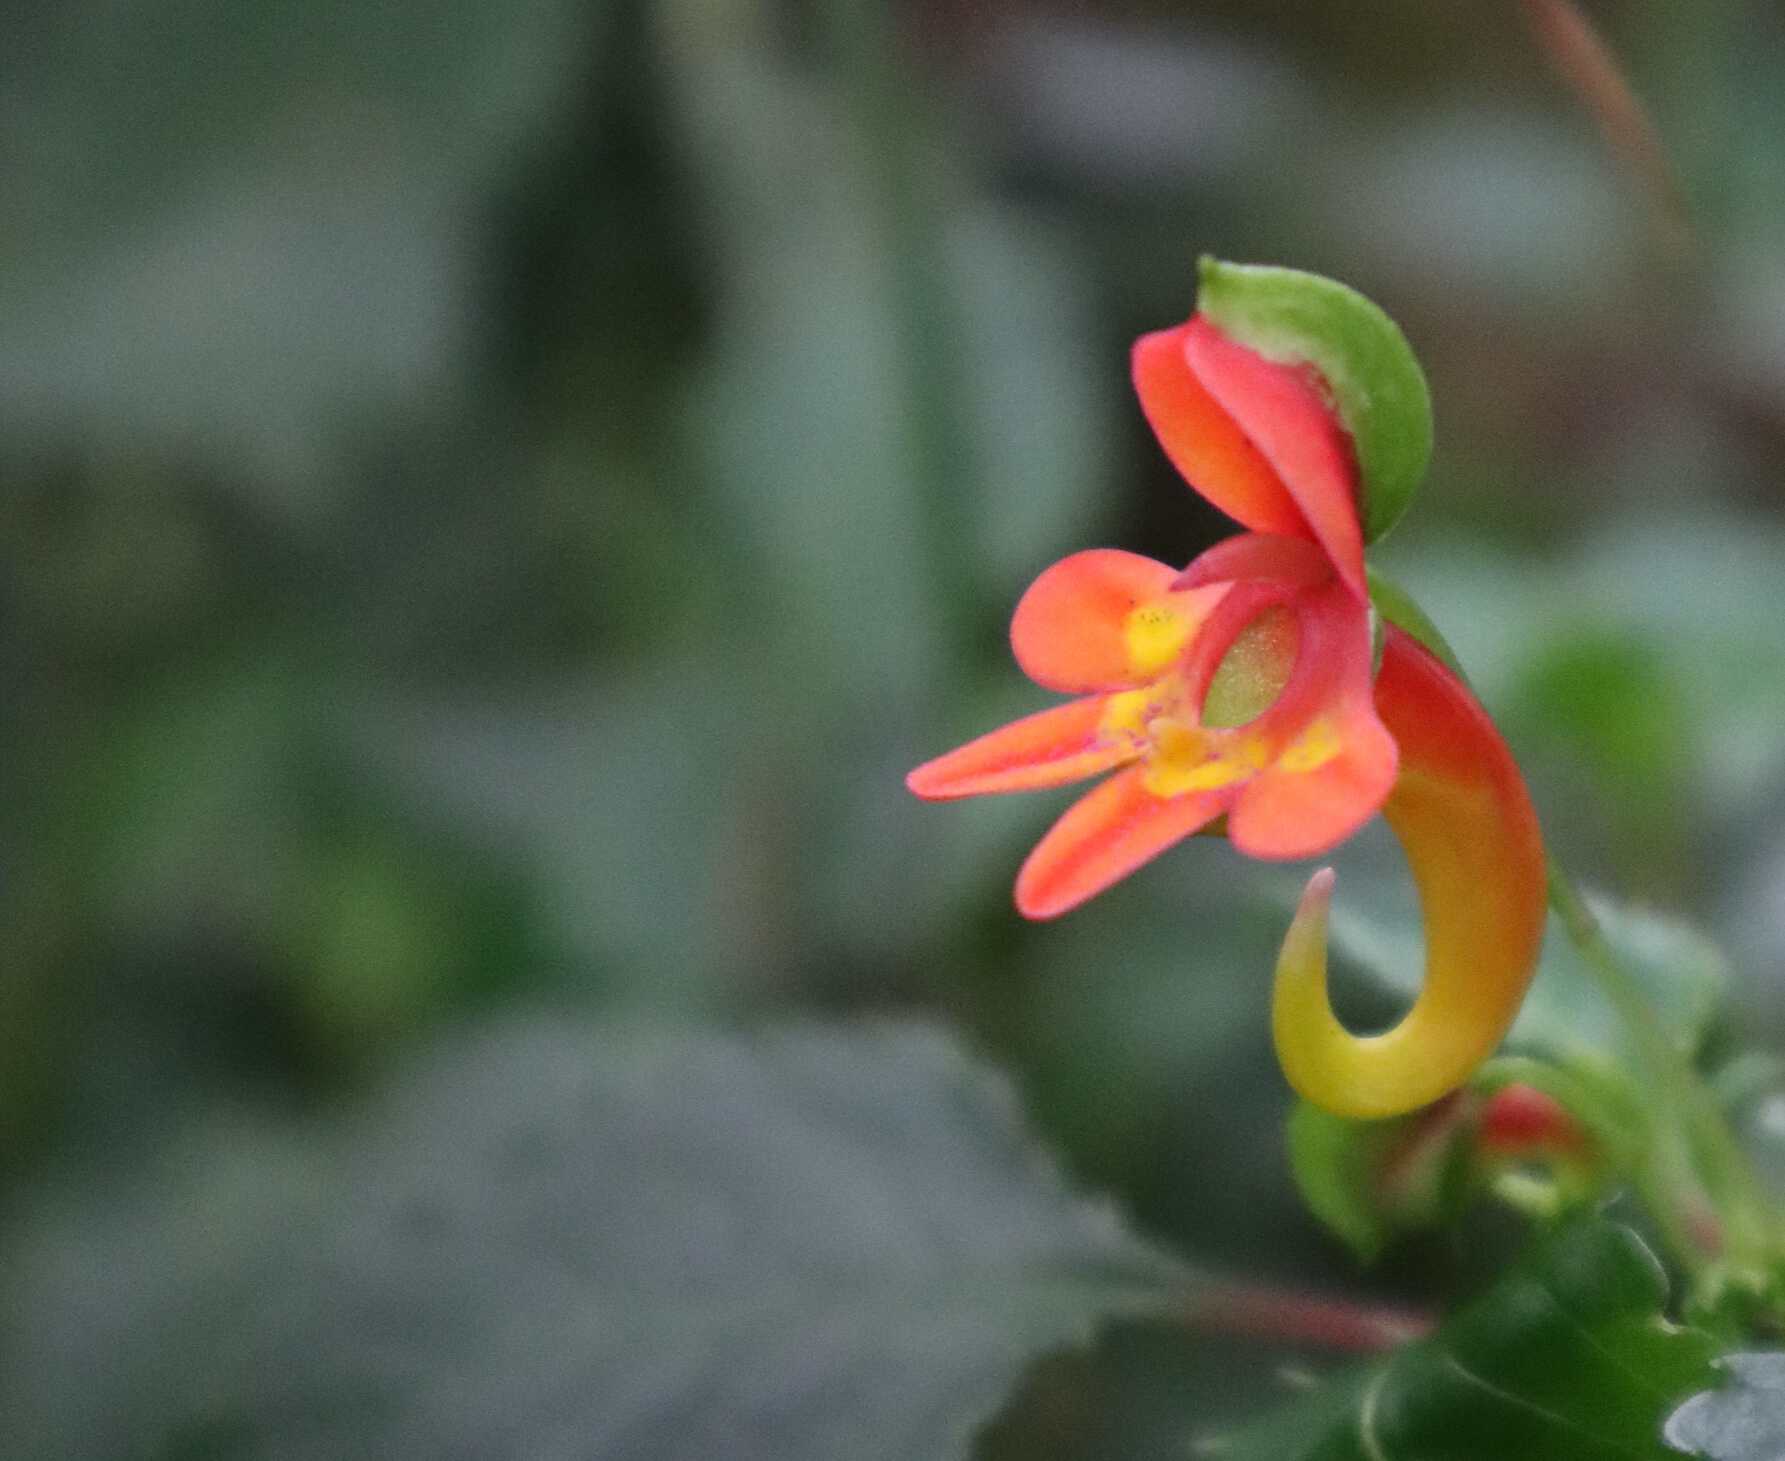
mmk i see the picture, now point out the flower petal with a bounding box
[1015,763,1227,918]
[1228,704,1397,858]
[1227,582,1396,858]
[1173,532,1331,593]
[1270,627,1548,1118]
[1183,317,1367,600]
[906,696,1139,801]
[1011,549,1223,692]
[1132,325,1309,538]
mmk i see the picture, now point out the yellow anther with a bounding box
[1140,716,1257,796]
[1123,602,1194,679]
[1099,687,1156,744]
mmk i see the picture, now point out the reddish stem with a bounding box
[1185,1285,1432,1353]
[1519,0,1693,260]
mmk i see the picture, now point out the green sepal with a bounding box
[1286,1094,1477,1263]
[1196,257,1433,544]
[1366,568,1465,677]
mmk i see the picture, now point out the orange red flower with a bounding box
[908,274,1546,1117]
[909,312,1392,917]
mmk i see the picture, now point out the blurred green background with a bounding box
[5,1,1785,1455]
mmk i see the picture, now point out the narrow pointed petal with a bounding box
[906,696,1139,801]
[1132,326,1309,538]
[1011,549,1222,692]
[1271,628,1547,1119]
[1016,764,1227,919]
[1183,317,1367,600]
[1227,582,1396,859]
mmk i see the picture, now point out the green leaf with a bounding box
[0,1018,1186,1461]
[1195,257,1433,544]
[1217,1220,1720,1460]
[1287,1099,1396,1263]
[1666,1353,1785,1459]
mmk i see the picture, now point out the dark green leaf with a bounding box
[1216,1220,1719,1460]
[0,1018,1185,1461]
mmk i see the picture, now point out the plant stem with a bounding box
[1186,1283,1431,1353]
[1546,861,1775,1294]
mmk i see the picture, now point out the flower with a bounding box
[907,262,1546,1118]
[908,311,1394,919]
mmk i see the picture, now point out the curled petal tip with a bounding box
[1275,869,1337,1002]
[1272,871,1338,1078]
[1271,630,1546,1121]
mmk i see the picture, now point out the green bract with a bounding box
[1366,568,1465,676]
[1196,257,1433,544]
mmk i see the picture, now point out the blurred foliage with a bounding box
[0,1019,1188,1458]
[5,0,1785,1456]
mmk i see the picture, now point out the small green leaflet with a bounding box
[1196,257,1433,544]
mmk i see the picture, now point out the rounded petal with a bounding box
[1132,325,1309,538]
[1228,707,1397,859]
[1011,549,1222,692]
[1271,628,1547,1119]
[1015,764,1228,919]
[1183,317,1367,600]
[906,696,1139,801]
[1173,532,1331,593]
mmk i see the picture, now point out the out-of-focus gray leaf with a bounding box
[1509,900,1728,1067]
[947,204,1109,595]
[0,1018,1185,1460]
[350,667,751,1007]
[1665,1352,1785,1460]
